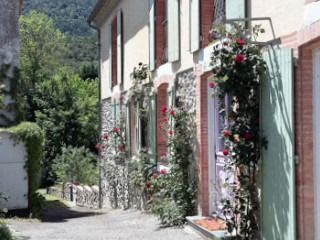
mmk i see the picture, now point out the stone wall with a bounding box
[48,183,99,208]
[176,69,198,177]
[99,97,148,210]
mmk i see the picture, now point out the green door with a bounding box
[261,48,295,240]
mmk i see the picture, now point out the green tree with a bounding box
[17,11,68,122]
[34,74,98,181]
[52,146,98,185]
[20,10,67,76]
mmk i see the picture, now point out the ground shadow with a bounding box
[40,207,105,223]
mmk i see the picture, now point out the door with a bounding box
[261,48,295,240]
[207,77,234,217]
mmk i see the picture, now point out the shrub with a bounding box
[51,146,98,185]
[0,224,17,240]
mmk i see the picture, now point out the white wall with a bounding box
[0,130,28,210]
[250,0,304,42]
[99,0,149,100]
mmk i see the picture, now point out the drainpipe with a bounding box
[87,20,102,209]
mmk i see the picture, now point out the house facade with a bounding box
[89,0,320,239]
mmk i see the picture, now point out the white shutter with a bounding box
[226,0,246,19]
[167,0,179,62]
[149,0,155,70]
[117,10,123,86]
[190,0,200,52]
[108,24,112,90]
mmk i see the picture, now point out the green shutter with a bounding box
[261,48,295,240]
[226,0,246,19]
[125,100,131,156]
[108,24,112,90]
[148,89,157,164]
[136,103,142,153]
[190,0,200,52]
[167,0,179,62]
[167,82,176,107]
[117,10,123,86]
[113,99,119,123]
[149,0,155,71]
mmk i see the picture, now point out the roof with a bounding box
[87,0,119,24]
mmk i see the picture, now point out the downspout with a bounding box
[87,20,102,209]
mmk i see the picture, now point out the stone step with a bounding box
[186,216,231,239]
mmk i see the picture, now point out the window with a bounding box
[149,0,179,68]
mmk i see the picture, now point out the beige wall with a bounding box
[250,0,304,42]
[99,0,149,100]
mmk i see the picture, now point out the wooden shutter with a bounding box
[149,0,155,71]
[190,0,200,52]
[261,48,295,240]
[125,100,131,156]
[226,0,245,19]
[108,24,113,90]
[167,0,179,62]
[117,10,123,86]
[148,89,157,164]
[136,104,141,153]
[167,82,176,108]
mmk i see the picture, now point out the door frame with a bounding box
[313,47,320,240]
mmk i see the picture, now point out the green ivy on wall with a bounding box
[8,122,44,204]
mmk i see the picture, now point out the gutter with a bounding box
[87,20,103,209]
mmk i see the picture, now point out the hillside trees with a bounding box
[16,11,99,184]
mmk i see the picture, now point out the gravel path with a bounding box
[8,207,203,240]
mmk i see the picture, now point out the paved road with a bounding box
[9,207,203,240]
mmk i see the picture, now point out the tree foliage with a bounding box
[34,74,98,178]
[22,0,98,36]
[20,10,68,76]
[52,146,98,185]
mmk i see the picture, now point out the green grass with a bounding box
[37,189,69,210]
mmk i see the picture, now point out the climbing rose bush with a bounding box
[209,24,266,239]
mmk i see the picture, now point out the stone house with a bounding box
[88,0,320,239]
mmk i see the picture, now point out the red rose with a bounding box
[163,151,167,156]
[152,173,157,179]
[147,182,151,187]
[113,126,119,132]
[119,145,125,150]
[160,169,166,174]
[160,136,164,141]
[209,82,215,88]
[163,117,168,123]
[95,144,99,150]
[101,145,105,149]
[216,69,221,73]
[235,54,244,63]
[223,149,229,156]
[168,130,173,135]
[244,132,252,139]
[224,131,230,136]
[103,134,108,140]
[161,106,167,113]
[236,38,245,45]
[234,138,239,142]
[139,62,143,66]
[180,106,184,110]
[170,110,175,115]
